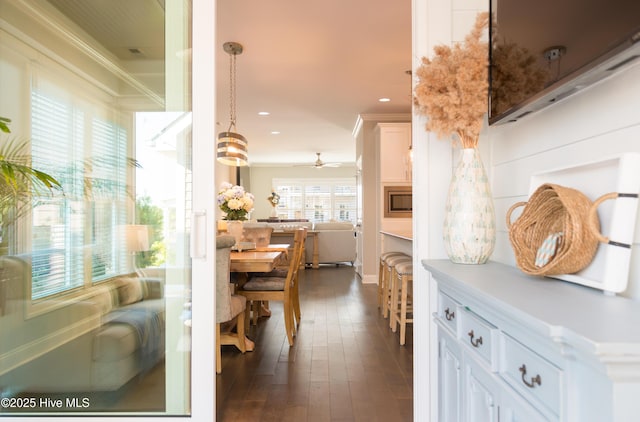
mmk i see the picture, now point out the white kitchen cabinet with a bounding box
[426,260,640,422]
[376,122,411,182]
[438,328,462,422]
[499,383,549,422]
[436,292,543,422]
[464,357,499,422]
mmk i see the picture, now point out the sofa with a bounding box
[244,221,356,266]
[0,256,165,393]
[307,222,357,266]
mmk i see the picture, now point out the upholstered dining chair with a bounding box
[237,227,307,346]
[244,224,291,270]
[216,235,247,374]
[241,226,274,247]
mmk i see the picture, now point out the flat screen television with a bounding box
[489,0,640,125]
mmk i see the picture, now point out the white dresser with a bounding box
[424,260,640,422]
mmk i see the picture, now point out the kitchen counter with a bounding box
[380,230,413,256]
[380,230,412,241]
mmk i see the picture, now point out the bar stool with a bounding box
[382,254,411,319]
[390,261,413,345]
[378,252,407,312]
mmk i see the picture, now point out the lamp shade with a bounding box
[216,131,248,166]
[125,224,150,252]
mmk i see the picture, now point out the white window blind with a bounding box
[30,80,128,299]
[273,178,356,223]
[89,117,128,280]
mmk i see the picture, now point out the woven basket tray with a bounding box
[506,183,601,276]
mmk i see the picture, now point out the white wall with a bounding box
[490,61,640,299]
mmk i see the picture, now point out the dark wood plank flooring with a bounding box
[217,265,413,422]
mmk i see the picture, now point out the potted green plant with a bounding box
[0,116,61,251]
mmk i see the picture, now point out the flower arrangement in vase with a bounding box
[413,12,495,264]
[267,190,280,219]
[217,182,254,221]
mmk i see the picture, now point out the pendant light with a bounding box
[217,41,248,166]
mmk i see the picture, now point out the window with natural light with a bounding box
[272,178,356,223]
[30,85,129,299]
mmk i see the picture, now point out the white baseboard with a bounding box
[360,274,378,284]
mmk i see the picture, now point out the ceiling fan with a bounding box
[296,152,341,169]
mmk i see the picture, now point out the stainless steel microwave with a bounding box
[384,186,412,218]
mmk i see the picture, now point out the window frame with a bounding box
[20,59,133,315]
[272,177,357,223]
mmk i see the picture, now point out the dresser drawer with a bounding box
[437,290,460,334]
[459,308,498,371]
[500,333,562,417]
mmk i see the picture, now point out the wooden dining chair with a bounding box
[216,235,247,374]
[242,225,288,317]
[248,227,305,321]
[290,227,306,328]
[237,227,307,346]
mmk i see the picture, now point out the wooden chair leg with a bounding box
[381,265,389,317]
[383,266,395,319]
[216,323,222,374]
[377,259,385,310]
[244,304,251,332]
[252,300,260,326]
[399,274,413,346]
[284,296,294,346]
[237,310,247,353]
[292,285,301,328]
[217,311,252,375]
[390,270,399,331]
[399,275,408,344]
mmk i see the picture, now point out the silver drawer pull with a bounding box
[519,364,542,388]
[445,308,455,321]
[468,330,483,348]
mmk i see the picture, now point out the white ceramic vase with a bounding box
[226,220,244,246]
[443,148,496,264]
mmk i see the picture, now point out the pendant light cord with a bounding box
[228,50,237,132]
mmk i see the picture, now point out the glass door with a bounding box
[0,0,214,417]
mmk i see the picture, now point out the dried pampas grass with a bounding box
[414,12,489,148]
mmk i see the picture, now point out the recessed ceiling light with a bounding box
[379,98,391,102]
[271,131,280,135]
[258,111,270,116]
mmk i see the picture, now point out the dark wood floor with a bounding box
[217,265,413,422]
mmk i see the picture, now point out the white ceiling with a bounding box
[216,0,412,166]
[46,0,412,166]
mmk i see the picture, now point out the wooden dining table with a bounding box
[229,244,289,293]
[229,243,288,273]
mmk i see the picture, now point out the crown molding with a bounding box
[352,113,412,138]
[10,0,164,108]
